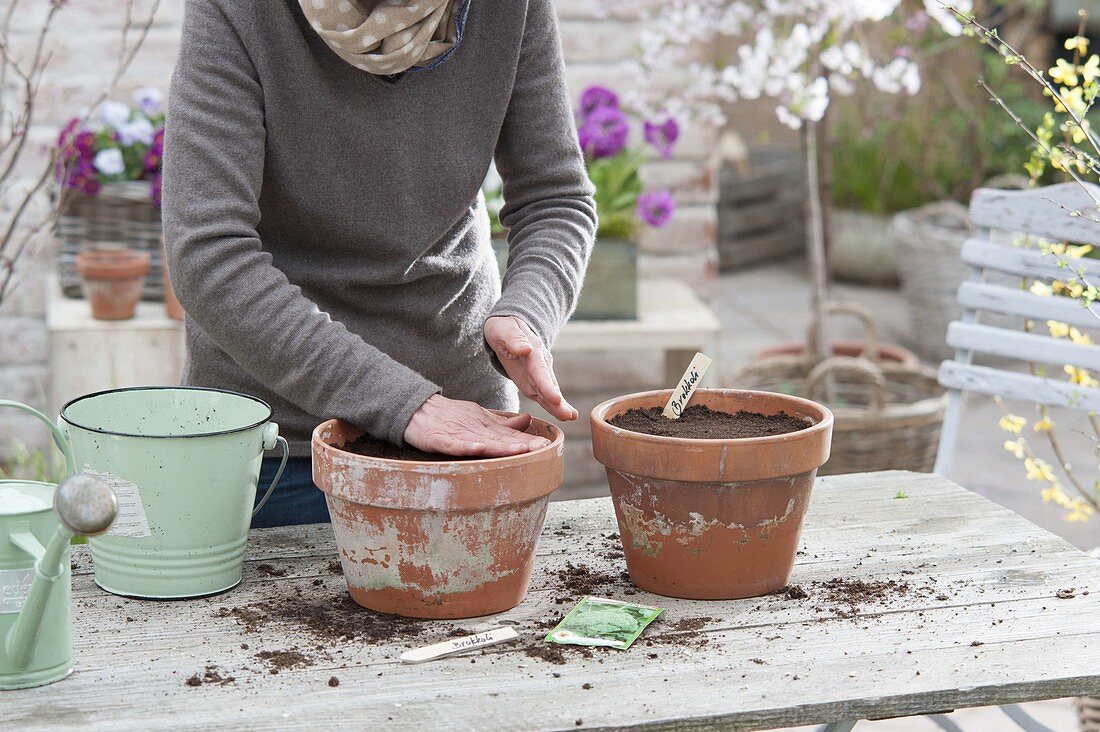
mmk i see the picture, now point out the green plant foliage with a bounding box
[0,439,66,484]
[587,151,644,240]
[831,50,1048,213]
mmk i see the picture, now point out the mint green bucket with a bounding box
[58,387,288,599]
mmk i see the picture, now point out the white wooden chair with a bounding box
[934,181,1100,477]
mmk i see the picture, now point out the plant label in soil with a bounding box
[546,596,663,650]
[662,352,712,419]
[400,626,519,664]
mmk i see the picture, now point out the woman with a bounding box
[163,0,596,527]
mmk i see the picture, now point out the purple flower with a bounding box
[637,190,675,228]
[578,85,619,120]
[150,170,162,207]
[644,118,680,158]
[578,105,629,159]
[144,127,164,173]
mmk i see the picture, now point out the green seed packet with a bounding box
[545,596,663,650]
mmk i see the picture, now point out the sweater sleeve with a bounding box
[489,0,598,349]
[163,0,440,445]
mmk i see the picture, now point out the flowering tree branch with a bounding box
[0,0,160,306]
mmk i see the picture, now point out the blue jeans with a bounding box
[251,457,330,528]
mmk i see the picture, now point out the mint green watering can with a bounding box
[0,400,118,689]
[3,387,288,599]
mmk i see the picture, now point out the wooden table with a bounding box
[8,471,1100,731]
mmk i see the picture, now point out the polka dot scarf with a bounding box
[300,0,469,76]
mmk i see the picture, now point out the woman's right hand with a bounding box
[403,394,550,457]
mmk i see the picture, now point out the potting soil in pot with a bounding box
[341,434,480,462]
[608,404,811,438]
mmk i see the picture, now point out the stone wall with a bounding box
[0,1,719,478]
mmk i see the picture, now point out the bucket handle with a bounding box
[0,400,76,477]
[253,423,288,518]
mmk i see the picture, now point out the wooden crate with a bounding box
[492,237,637,320]
[718,147,805,270]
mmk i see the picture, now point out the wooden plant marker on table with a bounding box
[400,626,519,664]
[662,352,712,418]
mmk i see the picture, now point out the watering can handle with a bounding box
[253,424,288,518]
[0,400,76,476]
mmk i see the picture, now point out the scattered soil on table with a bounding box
[184,664,235,687]
[818,578,912,611]
[553,562,626,604]
[215,592,440,645]
[779,584,808,600]
[1056,587,1077,599]
[340,434,480,462]
[608,405,812,439]
[256,563,287,577]
[524,643,568,665]
[327,560,343,574]
[670,616,713,633]
[328,676,340,687]
[256,649,313,673]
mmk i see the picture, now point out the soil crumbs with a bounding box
[608,404,812,439]
[185,665,235,687]
[341,434,479,462]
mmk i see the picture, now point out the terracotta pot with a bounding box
[753,340,919,368]
[75,249,151,321]
[312,417,564,619]
[591,389,833,600]
[161,242,184,321]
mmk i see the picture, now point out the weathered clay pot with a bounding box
[753,340,919,368]
[312,417,564,619]
[75,249,151,321]
[591,389,833,600]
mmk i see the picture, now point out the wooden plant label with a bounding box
[663,352,712,419]
[400,626,519,664]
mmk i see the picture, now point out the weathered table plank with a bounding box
[8,471,1100,731]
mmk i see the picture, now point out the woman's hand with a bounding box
[484,316,578,421]
[403,394,550,457]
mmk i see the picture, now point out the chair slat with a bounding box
[946,321,1100,370]
[970,182,1100,243]
[957,281,1100,329]
[938,361,1100,411]
[960,240,1088,281]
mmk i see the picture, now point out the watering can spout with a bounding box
[4,475,117,670]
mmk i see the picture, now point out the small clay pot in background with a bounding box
[312,416,564,619]
[591,389,833,600]
[75,249,151,321]
[161,240,184,321]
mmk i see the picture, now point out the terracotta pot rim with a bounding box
[76,249,151,280]
[312,414,565,475]
[591,388,833,448]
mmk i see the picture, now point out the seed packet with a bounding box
[544,596,663,650]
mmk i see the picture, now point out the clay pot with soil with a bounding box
[591,389,833,600]
[75,249,151,320]
[312,417,564,619]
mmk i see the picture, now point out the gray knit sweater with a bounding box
[163,0,596,456]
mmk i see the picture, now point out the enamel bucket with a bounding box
[56,387,288,599]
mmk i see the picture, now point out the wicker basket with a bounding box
[1079,695,1100,732]
[735,355,946,476]
[56,181,163,300]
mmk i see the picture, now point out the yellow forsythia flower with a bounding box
[1025,457,1057,483]
[1069,327,1093,346]
[1033,416,1054,432]
[1041,483,1067,503]
[1031,281,1054,297]
[1004,438,1027,458]
[1081,55,1100,85]
[999,414,1027,434]
[1051,58,1079,86]
[1067,244,1094,259]
[1065,365,1099,388]
[1066,36,1090,55]
[1048,320,1071,338]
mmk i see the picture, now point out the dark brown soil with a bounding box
[340,434,479,462]
[781,584,808,600]
[670,616,713,633]
[256,649,313,672]
[328,676,340,687]
[818,578,911,608]
[256,563,287,577]
[184,665,235,687]
[552,562,624,604]
[608,404,812,439]
[214,592,444,645]
[524,643,568,665]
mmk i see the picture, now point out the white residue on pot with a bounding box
[0,486,50,514]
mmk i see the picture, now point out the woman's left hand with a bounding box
[484,315,578,421]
